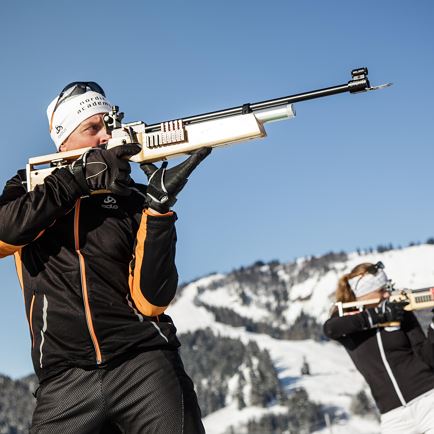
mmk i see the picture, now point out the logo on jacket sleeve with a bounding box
[102,196,118,209]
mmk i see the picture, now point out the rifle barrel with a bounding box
[145,68,371,132]
[407,287,434,294]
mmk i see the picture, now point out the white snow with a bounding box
[199,284,270,321]
[203,404,288,434]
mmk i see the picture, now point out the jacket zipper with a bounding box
[74,199,102,364]
[29,292,49,367]
[39,294,48,368]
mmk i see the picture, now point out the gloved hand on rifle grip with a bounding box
[140,147,211,214]
[366,300,408,327]
[69,144,140,196]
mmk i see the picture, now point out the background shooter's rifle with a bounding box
[335,286,434,327]
[26,67,391,191]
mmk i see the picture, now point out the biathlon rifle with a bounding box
[26,67,391,191]
[335,286,434,327]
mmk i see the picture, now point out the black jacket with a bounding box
[0,168,180,382]
[323,309,434,414]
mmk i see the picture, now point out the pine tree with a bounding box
[350,389,378,418]
[300,356,311,375]
[236,372,246,409]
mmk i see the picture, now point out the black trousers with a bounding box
[31,349,205,434]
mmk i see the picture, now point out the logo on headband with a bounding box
[55,125,66,138]
[76,96,111,115]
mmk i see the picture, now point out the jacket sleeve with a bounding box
[404,312,434,369]
[128,209,178,317]
[0,168,84,257]
[323,311,372,340]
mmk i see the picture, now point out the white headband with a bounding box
[47,90,112,150]
[348,269,389,298]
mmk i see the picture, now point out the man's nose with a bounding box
[99,129,111,145]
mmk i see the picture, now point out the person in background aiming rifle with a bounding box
[323,262,434,434]
[0,81,210,433]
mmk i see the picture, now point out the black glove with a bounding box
[140,147,211,213]
[367,300,408,326]
[69,144,140,196]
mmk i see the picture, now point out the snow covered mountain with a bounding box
[168,244,434,434]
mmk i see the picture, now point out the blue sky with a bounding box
[0,0,433,377]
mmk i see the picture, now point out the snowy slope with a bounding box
[167,245,434,434]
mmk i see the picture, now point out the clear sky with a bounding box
[0,0,433,378]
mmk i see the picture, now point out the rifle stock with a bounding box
[27,67,390,191]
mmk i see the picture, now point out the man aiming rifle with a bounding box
[0,81,210,433]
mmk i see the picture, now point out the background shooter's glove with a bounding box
[366,300,409,327]
[140,147,211,213]
[69,144,140,196]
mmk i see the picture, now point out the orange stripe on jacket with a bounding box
[13,250,24,296]
[0,240,23,258]
[0,228,46,259]
[29,294,35,348]
[74,199,102,364]
[130,211,169,317]
[14,249,35,346]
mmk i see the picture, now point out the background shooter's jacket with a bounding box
[323,309,434,414]
[0,168,180,382]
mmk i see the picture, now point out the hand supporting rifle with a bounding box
[140,147,212,214]
[366,300,409,328]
